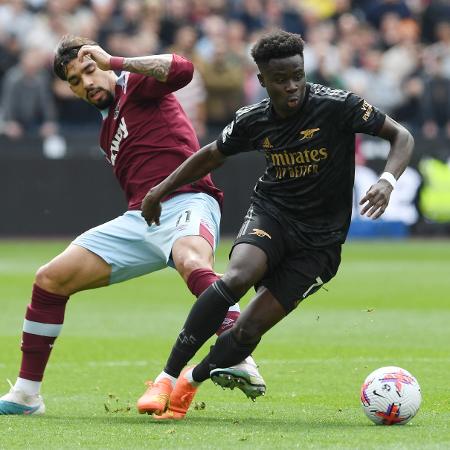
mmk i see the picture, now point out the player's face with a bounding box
[65,57,115,110]
[258,54,306,119]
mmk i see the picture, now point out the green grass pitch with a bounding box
[1,239,449,449]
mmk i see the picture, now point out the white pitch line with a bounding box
[42,356,450,369]
[255,357,450,364]
[87,360,149,367]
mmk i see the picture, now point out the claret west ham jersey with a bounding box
[99,54,223,210]
[216,83,386,247]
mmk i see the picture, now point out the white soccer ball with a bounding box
[360,366,422,425]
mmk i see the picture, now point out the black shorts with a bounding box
[231,204,341,313]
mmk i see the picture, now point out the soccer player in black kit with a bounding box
[140,30,414,418]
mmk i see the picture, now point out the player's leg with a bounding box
[171,235,240,336]
[136,236,219,415]
[138,194,256,416]
[170,193,241,336]
[144,242,268,418]
[153,286,286,419]
[160,203,285,382]
[206,244,342,399]
[36,244,112,295]
[162,242,268,380]
[147,237,265,418]
[0,244,111,415]
[196,287,286,398]
[1,207,173,416]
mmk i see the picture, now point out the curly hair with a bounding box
[251,30,304,66]
[53,35,98,80]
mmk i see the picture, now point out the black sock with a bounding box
[192,329,261,382]
[164,280,239,378]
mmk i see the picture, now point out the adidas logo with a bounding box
[262,137,273,149]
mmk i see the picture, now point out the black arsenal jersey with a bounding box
[216,83,386,247]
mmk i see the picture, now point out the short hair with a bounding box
[251,30,304,66]
[53,35,98,80]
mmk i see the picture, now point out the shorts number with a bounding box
[176,210,192,227]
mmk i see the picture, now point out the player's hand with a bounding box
[141,189,163,226]
[359,180,393,220]
[77,45,112,71]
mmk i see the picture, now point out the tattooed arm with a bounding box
[122,55,172,82]
[77,45,172,82]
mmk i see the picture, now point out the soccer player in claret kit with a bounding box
[139,30,414,415]
[0,35,264,417]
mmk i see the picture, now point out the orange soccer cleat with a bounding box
[153,367,199,420]
[136,378,173,415]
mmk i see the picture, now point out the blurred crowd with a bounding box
[0,0,450,144]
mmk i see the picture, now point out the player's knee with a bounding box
[35,263,67,295]
[177,256,212,281]
[173,236,214,280]
[222,269,254,298]
[232,320,261,345]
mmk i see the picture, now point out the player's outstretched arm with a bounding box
[359,115,414,219]
[77,45,172,82]
[141,141,227,225]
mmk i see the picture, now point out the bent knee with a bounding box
[233,321,261,345]
[177,256,213,281]
[35,263,68,295]
[222,269,254,298]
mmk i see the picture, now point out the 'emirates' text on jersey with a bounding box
[99,54,223,210]
[216,83,386,247]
